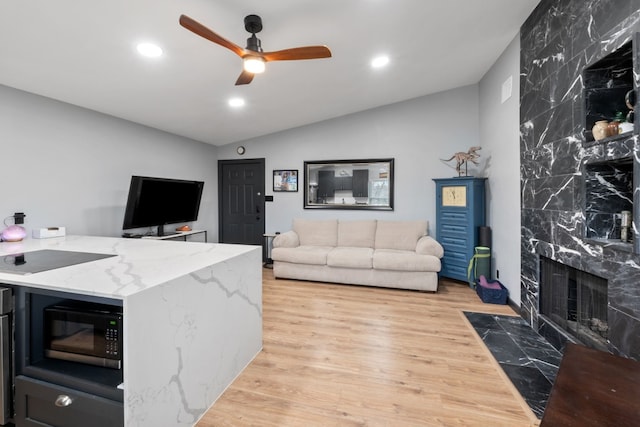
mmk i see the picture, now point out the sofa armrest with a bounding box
[415,236,444,258]
[273,231,300,248]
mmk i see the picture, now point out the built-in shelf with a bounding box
[584,158,633,243]
[583,40,634,144]
[581,36,640,254]
[585,238,634,253]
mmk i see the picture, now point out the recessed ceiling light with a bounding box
[371,55,390,68]
[136,43,163,58]
[228,98,245,108]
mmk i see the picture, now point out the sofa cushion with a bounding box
[327,247,374,269]
[373,249,441,272]
[293,218,338,247]
[272,246,333,265]
[337,220,377,248]
[374,220,428,251]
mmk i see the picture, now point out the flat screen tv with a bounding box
[122,176,204,236]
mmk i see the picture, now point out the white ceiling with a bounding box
[0,0,540,147]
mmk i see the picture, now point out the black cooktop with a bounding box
[0,249,116,275]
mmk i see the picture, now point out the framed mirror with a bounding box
[304,158,394,210]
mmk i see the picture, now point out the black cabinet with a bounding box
[334,176,352,191]
[352,169,369,197]
[15,376,123,427]
[317,170,335,198]
[317,170,366,198]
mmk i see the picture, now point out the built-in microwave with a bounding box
[44,302,122,369]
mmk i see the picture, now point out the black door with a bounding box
[218,159,265,245]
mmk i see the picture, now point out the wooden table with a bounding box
[540,343,640,426]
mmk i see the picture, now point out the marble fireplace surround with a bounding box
[520,0,640,360]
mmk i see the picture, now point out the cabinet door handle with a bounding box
[55,395,73,407]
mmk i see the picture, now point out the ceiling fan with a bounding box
[179,14,332,86]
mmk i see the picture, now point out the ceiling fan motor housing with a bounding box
[244,15,263,52]
[244,15,263,34]
[246,35,262,52]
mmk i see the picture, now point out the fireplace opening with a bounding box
[539,257,608,352]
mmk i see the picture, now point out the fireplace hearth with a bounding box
[539,257,608,352]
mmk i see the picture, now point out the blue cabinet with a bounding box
[433,177,486,282]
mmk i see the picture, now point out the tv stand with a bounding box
[142,229,207,242]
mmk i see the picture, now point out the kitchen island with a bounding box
[0,235,262,427]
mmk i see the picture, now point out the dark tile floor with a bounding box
[464,312,563,418]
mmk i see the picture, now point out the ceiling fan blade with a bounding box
[235,70,255,86]
[179,15,245,58]
[262,46,332,62]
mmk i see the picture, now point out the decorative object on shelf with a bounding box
[619,121,634,134]
[592,120,609,141]
[621,210,632,242]
[624,90,636,127]
[273,170,298,192]
[625,89,636,110]
[607,120,620,136]
[1,212,26,242]
[440,146,481,177]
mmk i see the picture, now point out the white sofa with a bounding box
[272,219,444,292]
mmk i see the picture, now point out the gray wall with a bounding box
[217,48,524,304]
[218,84,482,236]
[479,35,522,305]
[0,84,219,240]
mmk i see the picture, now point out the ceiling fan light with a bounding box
[243,56,265,74]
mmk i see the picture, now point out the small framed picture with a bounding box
[273,169,298,192]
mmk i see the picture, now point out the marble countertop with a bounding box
[0,235,258,299]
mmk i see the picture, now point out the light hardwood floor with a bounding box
[197,269,539,427]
